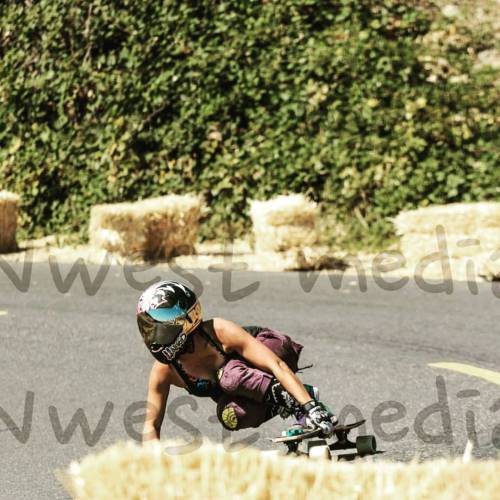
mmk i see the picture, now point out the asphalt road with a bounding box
[0,261,499,499]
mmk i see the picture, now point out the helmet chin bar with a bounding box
[151,332,188,361]
[147,301,202,361]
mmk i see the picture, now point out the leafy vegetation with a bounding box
[0,0,498,244]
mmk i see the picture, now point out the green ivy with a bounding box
[0,0,498,241]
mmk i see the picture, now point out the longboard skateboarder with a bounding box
[137,280,337,442]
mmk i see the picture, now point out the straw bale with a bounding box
[89,195,203,260]
[392,202,500,236]
[0,191,20,253]
[406,256,473,282]
[62,439,500,500]
[172,246,346,272]
[252,225,319,253]
[250,195,319,252]
[246,250,311,272]
[478,252,500,281]
[400,229,500,261]
[250,194,319,226]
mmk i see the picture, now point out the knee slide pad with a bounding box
[218,404,240,431]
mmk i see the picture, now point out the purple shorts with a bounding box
[216,328,303,431]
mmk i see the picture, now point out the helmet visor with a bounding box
[137,301,202,350]
[137,312,183,347]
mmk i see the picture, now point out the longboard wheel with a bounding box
[309,445,331,460]
[356,435,377,456]
[285,425,307,437]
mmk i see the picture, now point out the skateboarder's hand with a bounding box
[303,400,336,437]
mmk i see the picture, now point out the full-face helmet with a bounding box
[136,280,202,363]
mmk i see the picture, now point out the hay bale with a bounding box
[0,191,20,253]
[478,252,500,281]
[400,229,500,261]
[252,225,318,253]
[247,247,347,272]
[172,246,347,272]
[393,203,500,281]
[89,195,203,260]
[392,202,500,236]
[246,249,309,272]
[62,440,500,500]
[250,195,319,252]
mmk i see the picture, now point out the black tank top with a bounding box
[171,320,263,399]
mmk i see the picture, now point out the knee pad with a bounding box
[218,404,240,431]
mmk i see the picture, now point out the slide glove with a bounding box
[303,400,337,437]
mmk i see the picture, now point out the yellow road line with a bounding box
[429,362,500,386]
[0,310,7,316]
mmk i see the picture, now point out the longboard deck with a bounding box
[270,419,366,443]
[334,419,365,433]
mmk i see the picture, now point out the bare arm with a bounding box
[142,361,171,443]
[213,318,312,406]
